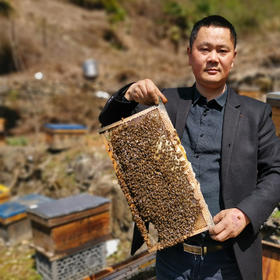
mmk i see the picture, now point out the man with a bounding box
[99,15,280,279]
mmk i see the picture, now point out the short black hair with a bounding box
[189,15,237,50]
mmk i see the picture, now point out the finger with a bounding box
[209,221,225,236]
[144,79,165,104]
[144,80,160,105]
[211,228,231,242]
[125,85,135,101]
[156,88,168,104]
[213,210,225,224]
[133,87,145,102]
[126,82,146,103]
[151,88,160,105]
[138,83,148,97]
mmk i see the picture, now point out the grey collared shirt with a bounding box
[181,87,228,216]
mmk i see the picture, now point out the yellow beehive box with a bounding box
[0,184,10,204]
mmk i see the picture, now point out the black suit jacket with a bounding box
[99,85,280,280]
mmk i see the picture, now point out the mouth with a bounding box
[205,68,220,74]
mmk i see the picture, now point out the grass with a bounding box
[0,243,41,280]
[6,136,28,146]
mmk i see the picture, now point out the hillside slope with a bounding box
[0,0,279,95]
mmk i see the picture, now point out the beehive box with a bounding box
[35,241,106,280]
[99,104,213,252]
[266,92,280,137]
[0,118,5,145]
[0,184,10,204]
[0,194,53,244]
[27,194,111,258]
[44,123,88,150]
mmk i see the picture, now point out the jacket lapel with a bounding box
[221,88,241,187]
[175,86,195,138]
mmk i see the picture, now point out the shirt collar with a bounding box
[193,85,228,109]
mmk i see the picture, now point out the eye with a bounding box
[199,47,209,53]
[218,49,229,54]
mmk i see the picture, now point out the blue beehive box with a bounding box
[0,194,53,245]
[44,123,88,150]
[44,124,88,131]
[0,201,26,224]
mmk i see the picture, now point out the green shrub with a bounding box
[70,0,103,9]
[69,0,126,22]
[160,0,280,38]
[6,136,28,146]
[104,0,126,23]
[163,1,189,31]
[0,0,13,17]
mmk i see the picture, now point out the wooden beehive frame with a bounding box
[100,105,213,252]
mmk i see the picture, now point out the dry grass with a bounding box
[0,242,41,280]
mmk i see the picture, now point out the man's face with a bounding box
[188,26,236,91]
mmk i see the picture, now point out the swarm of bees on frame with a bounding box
[103,108,205,251]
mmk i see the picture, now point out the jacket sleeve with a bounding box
[98,83,138,126]
[236,104,280,235]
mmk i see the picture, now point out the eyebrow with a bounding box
[197,42,231,49]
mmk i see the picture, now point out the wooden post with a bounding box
[262,240,280,280]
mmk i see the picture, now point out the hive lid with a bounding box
[27,193,110,226]
[44,123,87,130]
[16,194,54,209]
[267,92,280,99]
[0,201,26,220]
[0,194,53,224]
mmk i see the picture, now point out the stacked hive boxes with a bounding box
[0,194,53,245]
[27,193,111,280]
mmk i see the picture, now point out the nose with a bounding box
[207,50,218,62]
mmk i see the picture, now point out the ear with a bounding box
[187,47,192,66]
[231,50,237,68]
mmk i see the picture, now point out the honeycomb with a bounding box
[100,105,212,252]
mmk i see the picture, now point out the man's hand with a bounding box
[125,79,168,105]
[209,208,250,242]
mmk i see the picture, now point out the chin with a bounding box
[202,78,222,85]
[198,79,225,90]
